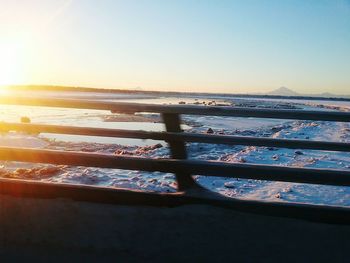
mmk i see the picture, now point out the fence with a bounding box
[0,96,349,223]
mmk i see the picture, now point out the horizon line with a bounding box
[2,84,350,98]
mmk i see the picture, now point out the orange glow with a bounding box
[0,39,26,86]
[0,26,49,89]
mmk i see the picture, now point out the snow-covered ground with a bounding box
[0,91,350,206]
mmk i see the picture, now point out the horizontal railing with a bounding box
[0,147,350,186]
[0,96,350,121]
[0,96,350,223]
[1,122,350,152]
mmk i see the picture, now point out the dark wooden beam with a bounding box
[0,177,349,224]
[0,96,349,121]
[1,122,350,152]
[162,113,197,190]
[1,147,350,186]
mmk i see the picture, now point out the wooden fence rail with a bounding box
[0,96,349,223]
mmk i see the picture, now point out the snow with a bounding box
[0,132,48,148]
[1,92,350,206]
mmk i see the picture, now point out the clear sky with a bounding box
[0,0,349,94]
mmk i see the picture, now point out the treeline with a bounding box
[7,85,350,102]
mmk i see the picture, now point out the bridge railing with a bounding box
[0,96,349,223]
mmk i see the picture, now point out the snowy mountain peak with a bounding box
[268,87,299,96]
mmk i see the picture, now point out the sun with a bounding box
[0,40,25,86]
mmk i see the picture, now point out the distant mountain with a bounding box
[5,84,350,99]
[268,87,299,96]
[267,87,350,99]
[319,92,337,97]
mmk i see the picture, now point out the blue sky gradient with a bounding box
[0,0,349,94]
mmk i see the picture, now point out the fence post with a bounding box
[162,113,197,190]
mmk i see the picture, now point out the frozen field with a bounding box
[0,91,350,206]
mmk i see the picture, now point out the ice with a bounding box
[0,132,48,148]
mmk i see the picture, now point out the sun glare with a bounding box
[0,40,25,86]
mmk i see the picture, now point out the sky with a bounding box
[0,0,349,94]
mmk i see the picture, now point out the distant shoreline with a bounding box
[6,85,350,102]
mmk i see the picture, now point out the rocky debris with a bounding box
[274,193,281,199]
[235,102,256,108]
[115,143,163,156]
[103,114,160,123]
[0,166,61,180]
[178,101,186,105]
[271,126,283,133]
[306,157,318,165]
[20,116,31,123]
[318,105,343,112]
[115,149,135,156]
[267,147,277,151]
[47,141,121,153]
[234,101,299,110]
[139,143,163,151]
[238,157,247,163]
[234,129,257,136]
[148,178,158,183]
[282,187,292,193]
[274,103,298,109]
[224,181,235,188]
[340,127,350,137]
[206,128,214,134]
[47,140,165,156]
[163,174,175,180]
[309,122,319,127]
